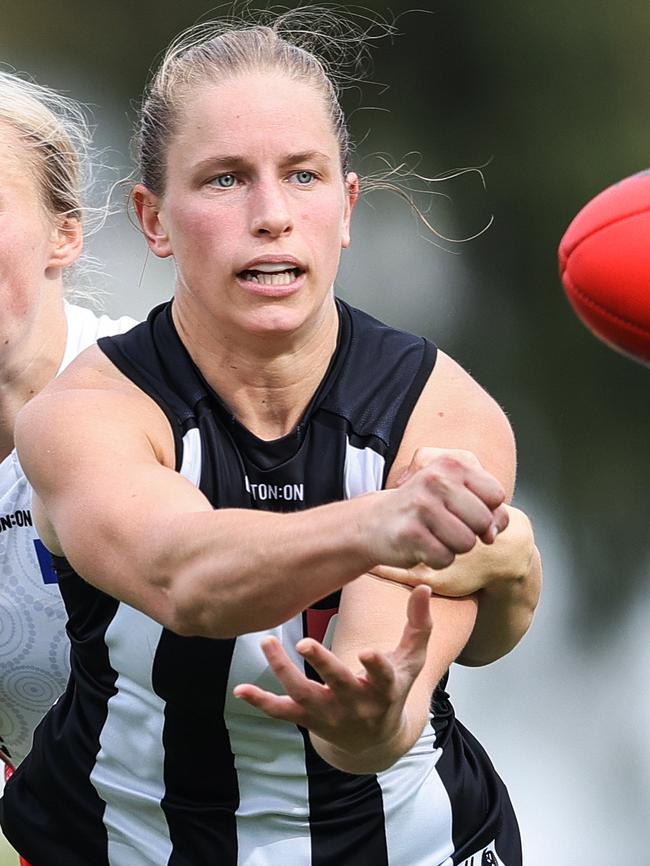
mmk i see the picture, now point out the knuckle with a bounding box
[455,448,480,467]
[434,453,459,473]
[440,449,474,470]
[424,540,455,570]
[436,548,456,569]
[397,523,426,552]
[420,465,452,493]
[474,510,494,535]
[455,530,478,555]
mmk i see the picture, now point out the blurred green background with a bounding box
[1,1,649,863]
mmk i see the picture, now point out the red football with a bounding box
[558,170,650,364]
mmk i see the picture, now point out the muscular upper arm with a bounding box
[331,350,514,708]
[388,350,517,497]
[15,356,214,627]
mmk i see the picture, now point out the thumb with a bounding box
[393,585,433,670]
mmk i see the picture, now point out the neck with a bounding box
[172,297,340,440]
[0,292,67,462]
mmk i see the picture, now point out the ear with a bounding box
[132,183,173,258]
[341,172,359,249]
[47,215,83,269]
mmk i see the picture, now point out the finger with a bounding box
[421,505,479,555]
[368,564,423,587]
[260,636,315,700]
[233,684,305,723]
[369,562,445,591]
[401,448,482,488]
[462,465,506,511]
[393,586,433,662]
[479,503,510,544]
[296,639,358,691]
[357,649,397,690]
[363,587,432,685]
[393,448,445,488]
[413,533,457,570]
[442,483,497,539]
[407,584,434,630]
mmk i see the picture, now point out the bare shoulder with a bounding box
[15,343,176,484]
[390,350,517,495]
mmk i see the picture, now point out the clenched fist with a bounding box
[361,448,509,571]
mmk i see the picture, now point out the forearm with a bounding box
[307,584,476,774]
[456,545,542,666]
[147,497,379,638]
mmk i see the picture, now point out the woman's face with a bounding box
[137,71,358,341]
[0,123,80,349]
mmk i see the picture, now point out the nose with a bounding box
[249,180,293,239]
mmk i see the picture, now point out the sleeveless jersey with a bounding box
[0,303,136,767]
[0,300,521,866]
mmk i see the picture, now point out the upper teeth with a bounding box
[246,262,298,274]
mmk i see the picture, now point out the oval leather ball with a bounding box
[558,170,650,364]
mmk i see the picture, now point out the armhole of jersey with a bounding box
[382,338,438,485]
[97,336,185,471]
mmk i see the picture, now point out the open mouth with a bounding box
[238,263,304,286]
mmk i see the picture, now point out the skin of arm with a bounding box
[298,351,527,769]
[370,351,542,665]
[235,351,539,772]
[311,578,478,772]
[233,578,476,774]
[16,347,509,640]
[371,507,542,666]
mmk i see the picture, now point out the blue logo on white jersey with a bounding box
[33,538,58,585]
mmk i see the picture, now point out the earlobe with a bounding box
[132,184,172,258]
[341,172,360,249]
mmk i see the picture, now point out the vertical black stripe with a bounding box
[153,631,239,866]
[300,611,390,866]
[432,681,521,865]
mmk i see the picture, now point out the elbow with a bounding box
[151,558,223,638]
[164,577,230,638]
[161,562,284,639]
[456,549,542,667]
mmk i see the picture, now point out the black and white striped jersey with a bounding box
[0,299,521,866]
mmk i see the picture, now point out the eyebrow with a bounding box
[193,150,332,174]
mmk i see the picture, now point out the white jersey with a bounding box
[0,303,136,766]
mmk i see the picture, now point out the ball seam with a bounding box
[563,272,650,337]
[561,204,650,258]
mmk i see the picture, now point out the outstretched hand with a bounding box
[233,585,433,771]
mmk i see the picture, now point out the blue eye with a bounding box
[213,174,236,188]
[293,170,315,185]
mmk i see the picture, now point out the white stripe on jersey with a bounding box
[377,730,454,866]
[343,439,385,499]
[224,614,312,866]
[343,436,458,866]
[179,427,202,486]
[89,604,172,866]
